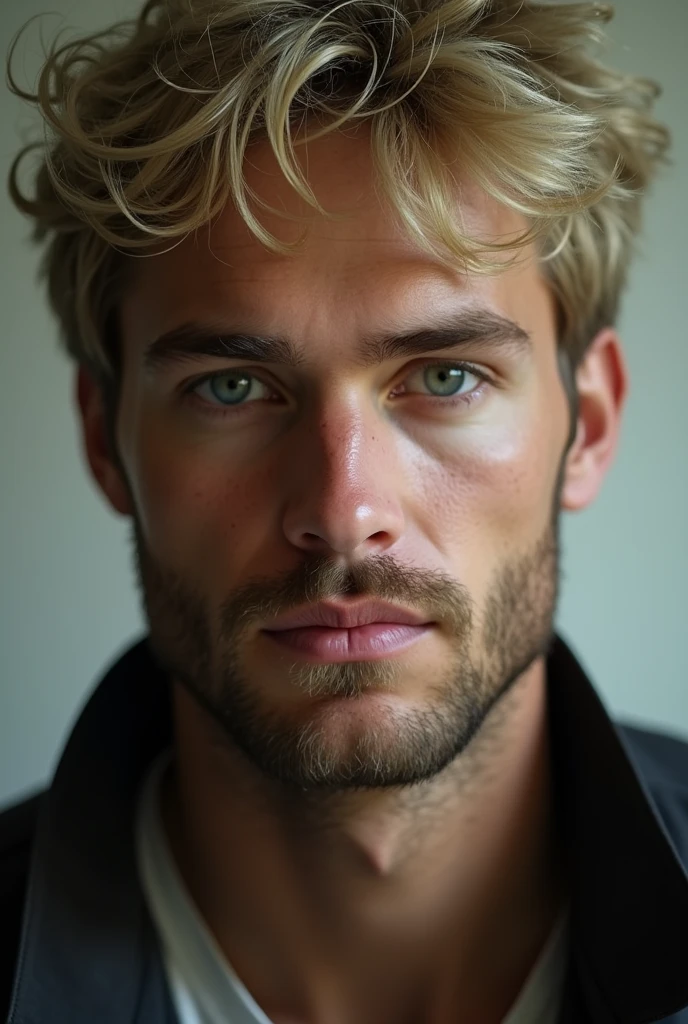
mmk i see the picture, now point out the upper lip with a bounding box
[262,600,432,631]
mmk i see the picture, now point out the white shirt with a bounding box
[136,754,568,1024]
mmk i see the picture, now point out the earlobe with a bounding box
[560,329,628,513]
[75,366,133,516]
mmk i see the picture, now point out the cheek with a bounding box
[122,412,277,573]
[408,393,565,577]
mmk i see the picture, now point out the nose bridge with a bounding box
[281,391,405,556]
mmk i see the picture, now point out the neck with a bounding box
[162,656,565,1024]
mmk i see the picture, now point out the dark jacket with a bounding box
[2,634,688,1024]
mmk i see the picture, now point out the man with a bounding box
[2,0,687,1021]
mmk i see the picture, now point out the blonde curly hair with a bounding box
[7,0,669,383]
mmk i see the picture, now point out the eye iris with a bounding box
[209,373,252,405]
[424,366,465,396]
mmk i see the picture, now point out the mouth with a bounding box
[261,622,433,662]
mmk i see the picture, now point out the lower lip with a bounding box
[262,623,432,662]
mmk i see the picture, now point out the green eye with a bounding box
[209,372,252,404]
[194,372,272,406]
[423,365,468,397]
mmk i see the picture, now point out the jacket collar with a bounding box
[8,634,688,1024]
[547,638,688,1021]
[7,639,175,1024]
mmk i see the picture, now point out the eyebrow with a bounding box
[143,309,531,372]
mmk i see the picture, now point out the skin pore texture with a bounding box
[78,130,627,1024]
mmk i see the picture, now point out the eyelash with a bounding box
[180,360,492,419]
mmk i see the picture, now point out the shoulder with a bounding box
[0,790,44,1017]
[620,722,688,861]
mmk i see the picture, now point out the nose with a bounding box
[280,399,406,560]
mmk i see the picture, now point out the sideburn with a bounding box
[557,346,580,455]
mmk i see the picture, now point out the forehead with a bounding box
[121,131,555,350]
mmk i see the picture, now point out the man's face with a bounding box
[114,132,571,789]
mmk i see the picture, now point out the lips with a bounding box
[262,600,431,632]
[264,622,431,661]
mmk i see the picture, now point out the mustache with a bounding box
[219,553,474,640]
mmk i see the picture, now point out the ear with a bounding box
[75,366,133,516]
[560,328,628,512]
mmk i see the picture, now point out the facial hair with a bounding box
[132,504,560,792]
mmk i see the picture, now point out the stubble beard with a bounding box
[131,503,560,791]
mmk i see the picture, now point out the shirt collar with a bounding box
[8,634,688,1024]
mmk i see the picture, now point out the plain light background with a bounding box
[1,0,686,811]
